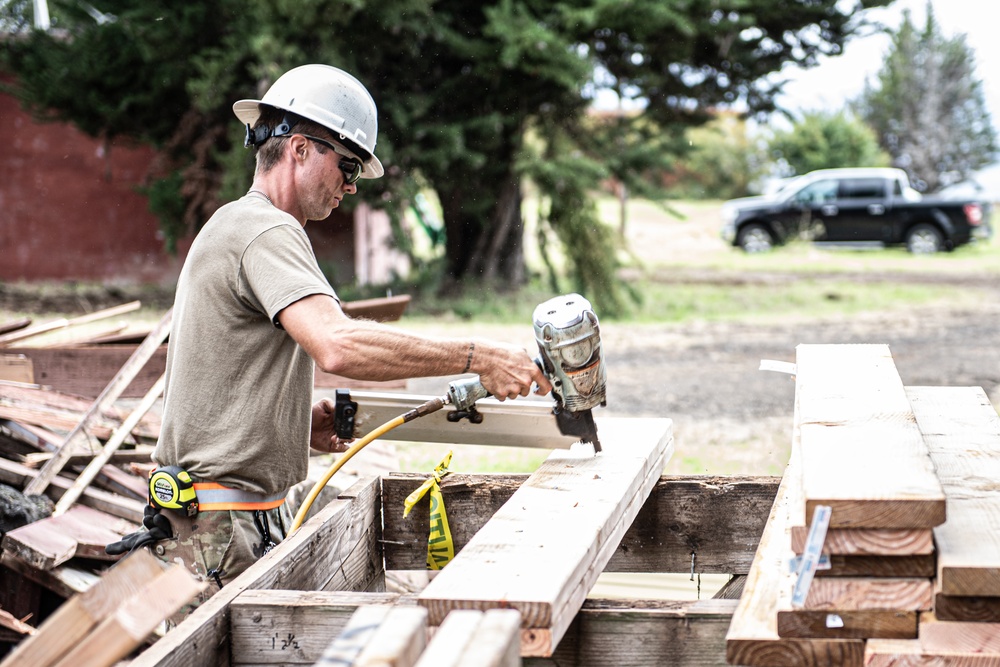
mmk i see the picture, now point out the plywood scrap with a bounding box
[0,549,201,667]
[317,605,428,667]
[794,345,945,529]
[417,417,673,657]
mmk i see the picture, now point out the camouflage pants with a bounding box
[147,481,341,626]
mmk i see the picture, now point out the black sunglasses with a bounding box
[299,134,364,184]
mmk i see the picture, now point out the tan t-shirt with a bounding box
[153,195,337,496]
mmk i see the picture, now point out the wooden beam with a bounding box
[934,594,1000,623]
[866,612,1000,665]
[48,560,205,667]
[0,457,145,523]
[54,373,164,515]
[382,474,777,574]
[342,390,581,449]
[415,609,521,667]
[25,308,171,495]
[0,549,164,666]
[129,477,383,667]
[416,417,673,657]
[794,345,945,529]
[813,554,935,578]
[725,429,864,665]
[0,355,33,384]
[2,505,135,570]
[3,345,168,400]
[789,527,934,556]
[907,386,1000,598]
[0,301,141,348]
[317,605,427,667]
[232,591,738,667]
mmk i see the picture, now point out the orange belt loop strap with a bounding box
[193,482,287,511]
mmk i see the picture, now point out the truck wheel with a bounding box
[737,224,774,253]
[906,223,943,254]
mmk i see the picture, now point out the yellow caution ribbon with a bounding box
[403,451,454,570]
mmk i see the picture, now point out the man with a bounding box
[110,64,550,599]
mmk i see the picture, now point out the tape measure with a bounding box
[148,466,199,517]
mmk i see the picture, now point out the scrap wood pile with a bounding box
[726,344,1000,666]
[0,309,174,651]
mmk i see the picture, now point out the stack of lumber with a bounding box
[727,344,1000,666]
[0,296,411,398]
[0,549,204,667]
[866,385,1000,664]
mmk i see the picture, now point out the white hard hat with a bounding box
[233,64,383,179]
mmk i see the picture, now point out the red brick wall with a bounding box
[0,85,360,286]
[0,86,190,284]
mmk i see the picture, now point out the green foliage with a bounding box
[1,0,893,316]
[768,109,890,176]
[854,4,997,192]
[668,114,770,200]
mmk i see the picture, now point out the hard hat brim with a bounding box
[233,99,383,179]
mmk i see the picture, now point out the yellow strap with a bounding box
[403,451,455,570]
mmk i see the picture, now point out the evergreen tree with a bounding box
[2,0,891,313]
[768,110,890,177]
[854,4,996,192]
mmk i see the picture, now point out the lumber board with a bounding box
[0,318,31,336]
[934,593,1000,622]
[813,554,935,578]
[54,373,164,515]
[341,390,581,449]
[129,477,382,667]
[906,386,1000,597]
[1,505,135,569]
[794,345,945,529]
[0,354,33,384]
[776,610,916,640]
[340,294,411,322]
[865,613,1000,667]
[0,549,164,667]
[21,444,156,467]
[0,551,100,599]
[790,527,934,556]
[231,590,404,665]
[0,457,145,523]
[4,345,168,399]
[416,417,673,657]
[383,474,776,574]
[415,609,522,667]
[25,308,171,495]
[232,591,737,667]
[801,578,932,611]
[0,301,140,348]
[320,605,427,667]
[725,425,864,665]
[50,561,205,667]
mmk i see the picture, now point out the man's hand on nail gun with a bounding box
[310,398,352,453]
[475,342,552,401]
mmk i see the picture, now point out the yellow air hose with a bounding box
[289,395,447,533]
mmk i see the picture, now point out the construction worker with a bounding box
[108,64,551,610]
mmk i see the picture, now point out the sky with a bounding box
[777,0,1000,125]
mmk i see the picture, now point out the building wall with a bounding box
[0,86,188,284]
[0,84,405,288]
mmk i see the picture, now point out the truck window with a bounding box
[791,180,838,205]
[838,178,885,200]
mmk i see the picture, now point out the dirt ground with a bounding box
[3,199,999,479]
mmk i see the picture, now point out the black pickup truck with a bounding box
[720,168,992,253]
